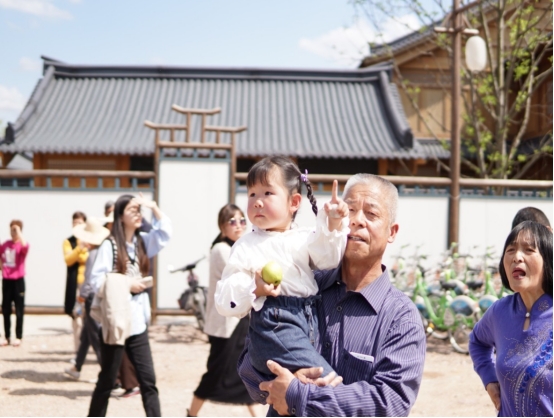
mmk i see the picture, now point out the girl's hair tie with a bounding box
[300,169,309,183]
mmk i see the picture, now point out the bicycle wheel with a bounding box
[449,323,471,354]
[419,312,434,337]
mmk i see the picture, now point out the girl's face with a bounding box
[503,232,545,296]
[247,168,301,232]
[221,210,247,242]
[122,199,143,230]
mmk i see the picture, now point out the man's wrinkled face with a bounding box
[343,183,398,263]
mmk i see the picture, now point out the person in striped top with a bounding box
[238,173,427,417]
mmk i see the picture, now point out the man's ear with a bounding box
[387,223,399,244]
[290,193,302,215]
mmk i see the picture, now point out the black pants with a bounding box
[88,329,160,417]
[2,278,25,340]
[75,295,101,371]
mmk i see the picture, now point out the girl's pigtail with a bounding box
[300,170,318,216]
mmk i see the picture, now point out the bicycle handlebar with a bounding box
[169,256,206,273]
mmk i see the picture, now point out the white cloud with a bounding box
[0,85,26,113]
[299,15,421,67]
[0,0,72,19]
[19,57,42,72]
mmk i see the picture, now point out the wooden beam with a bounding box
[235,172,553,189]
[0,169,155,178]
[171,105,221,115]
[157,141,233,150]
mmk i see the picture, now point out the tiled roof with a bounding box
[0,57,444,160]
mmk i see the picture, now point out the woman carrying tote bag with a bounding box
[87,193,172,417]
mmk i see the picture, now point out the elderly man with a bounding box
[238,173,426,416]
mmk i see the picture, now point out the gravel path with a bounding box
[0,315,495,417]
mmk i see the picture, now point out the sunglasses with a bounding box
[228,217,247,227]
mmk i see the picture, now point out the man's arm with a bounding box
[287,314,426,417]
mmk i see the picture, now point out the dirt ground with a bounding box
[0,315,496,417]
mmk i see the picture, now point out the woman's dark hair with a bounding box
[246,156,317,219]
[499,221,552,296]
[211,203,245,247]
[110,194,149,276]
[72,211,87,222]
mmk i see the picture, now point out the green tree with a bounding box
[354,0,552,179]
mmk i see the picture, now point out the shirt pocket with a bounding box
[340,348,375,381]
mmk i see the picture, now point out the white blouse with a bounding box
[215,210,349,318]
[203,241,240,338]
[90,215,172,336]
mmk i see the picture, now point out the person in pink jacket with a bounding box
[0,220,30,347]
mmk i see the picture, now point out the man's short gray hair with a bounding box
[342,173,398,224]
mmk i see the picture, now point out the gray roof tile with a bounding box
[0,58,444,160]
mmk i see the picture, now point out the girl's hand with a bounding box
[133,192,158,210]
[294,367,343,387]
[134,192,163,220]
[130,279,146,294]
[253,270,281,298]
[486,382,501,411]
[324,180,348,231]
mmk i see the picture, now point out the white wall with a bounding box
[0,190,152,306]
[0,185,550,308]
[240,191,552,271]
[156,160,230,309]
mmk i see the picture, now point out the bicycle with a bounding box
[412,265,479,354]
[168,256,208,331]
[465,247,511,317]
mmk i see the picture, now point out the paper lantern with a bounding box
[465,35,487,72]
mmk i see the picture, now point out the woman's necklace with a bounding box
[525,311,530,318]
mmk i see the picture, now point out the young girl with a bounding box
[215,156,349,379]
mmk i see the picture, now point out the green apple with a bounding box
[262,261,283,286]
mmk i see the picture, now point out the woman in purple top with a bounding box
[470,221,552,417]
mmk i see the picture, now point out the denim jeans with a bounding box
[249,295,334,379]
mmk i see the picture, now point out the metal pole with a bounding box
[448,0,462,249]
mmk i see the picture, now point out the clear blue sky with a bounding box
[0,0,431,128]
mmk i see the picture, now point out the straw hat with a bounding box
[73,217,110,246]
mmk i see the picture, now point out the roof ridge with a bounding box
[41,56,392,82]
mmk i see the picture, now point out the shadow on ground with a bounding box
[8,387,92,399]
[3,358,97,365]
[425,337,468,355]
[2,369,71,383]
[149,324,208,344]
[32,350,75,355]
[36,327,73,335]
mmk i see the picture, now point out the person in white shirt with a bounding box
[87,193,172,417]
[188,203,257,417]
[215,156,349,380]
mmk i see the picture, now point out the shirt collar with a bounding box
[329,264,392,314]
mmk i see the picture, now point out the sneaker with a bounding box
[110,386,126,397]
[121,387,140,398]
[64,367,80,380]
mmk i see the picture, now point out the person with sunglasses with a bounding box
[187,204,258,417]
